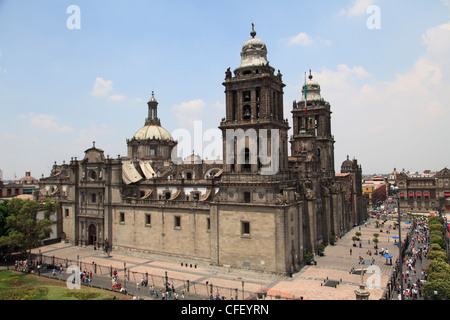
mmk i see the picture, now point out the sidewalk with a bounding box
[268,217,408,300]
[22,216,413,300]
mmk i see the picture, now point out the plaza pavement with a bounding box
[29,217,410,300]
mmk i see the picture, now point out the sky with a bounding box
[1,0,450,180]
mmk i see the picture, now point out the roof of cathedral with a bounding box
[300,71,322,102]
[133,124,173,141]
[133,91,173,141]
[238,24,269,69]
[341,155,353,167]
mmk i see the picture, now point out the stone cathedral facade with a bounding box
[38,27,366,275]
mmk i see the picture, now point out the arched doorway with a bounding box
[88,224,97,246]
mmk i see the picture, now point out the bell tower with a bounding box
[210,26,300,275]
[219,25,290,182]
[290,71,335,178]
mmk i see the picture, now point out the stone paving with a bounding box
[27,216,411,300]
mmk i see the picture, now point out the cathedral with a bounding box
[38,27,366,275]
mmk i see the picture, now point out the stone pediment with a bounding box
[436,167,450,177]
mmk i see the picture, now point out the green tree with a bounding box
[423,273,450,300]
[0,198,58,257]
[430,234,446,250]
[427,250,448,262]
[0,200,11,237]
[425,259,450,276]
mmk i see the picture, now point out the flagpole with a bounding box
[304,71,307,116]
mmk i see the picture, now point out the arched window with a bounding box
[243,105,251,120]
[244,148,251,171]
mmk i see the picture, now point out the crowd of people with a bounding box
[394,216,431,300]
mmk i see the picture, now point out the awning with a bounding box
[416,192,421,197]
[122,161,143,185]
[49,187,59,196]
[400,193,404,197]
[445,192,450,197]
[139,161,156,179]
[140,189,153,200]
[424,192,429,197]
[409,193,414,197]
[169,189,182,200]
[200,189,212,202]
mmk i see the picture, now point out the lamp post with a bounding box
[397,195,404,300]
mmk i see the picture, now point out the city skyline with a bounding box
[1,0,450,180]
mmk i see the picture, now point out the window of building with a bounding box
[243,192,251,203]
[145,213,151,226]
[150,146,157,157]
[206,218,211,231]
[241,221,250,237]
[186,172,192,180]
[193,192,200,201]
[120,212,125,224]
[165,192,171,200]
[243,91,251,102]
[243,105,251,120]
[174,216,181,229]
[243,148,251,172]
[91,193,97,203]
[65,209,69,217]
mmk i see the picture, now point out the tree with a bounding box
[423,273,450,300]
[0,198,58,257]
[430,234,446,250]
[426,260,450,277]
[427,250,448,262]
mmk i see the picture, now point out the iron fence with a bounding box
[5,253,296,300]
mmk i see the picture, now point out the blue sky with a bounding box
[1,0,450,180]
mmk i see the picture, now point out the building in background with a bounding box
[362,175,388,209]
[0,171,39,200]
[396,167,450,214]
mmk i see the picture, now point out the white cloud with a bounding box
[288,32,331,46]
[289,32,314,46]
[74,123,114,147]
[91,77,128,102]
[26,112,74,133]
[91,77,113,97]
[212,101,225,110]
[172,99,206,128]
[108,94,126,101]
[339,0,378,17]
[313,21,450,173]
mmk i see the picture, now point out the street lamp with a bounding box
[397,195,404,300]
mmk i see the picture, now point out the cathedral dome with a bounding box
[341,155,353,173]
[301,72,322,102]
[238,25,269,69]
[133,125,173,141]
